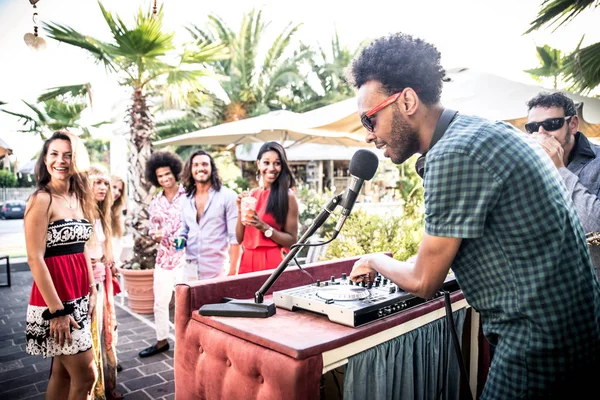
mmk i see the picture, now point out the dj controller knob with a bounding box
[383,278,388,285]
[342,273,347,280]
[331,276,336,283]
[367,282,373,289]
[315,279,320,287]
[375,281,380,287]
[361,281,366,288]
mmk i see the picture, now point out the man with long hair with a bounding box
[176,150,240,279]
[138,151,186,358]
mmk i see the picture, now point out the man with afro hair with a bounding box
[347,32,600,399]
[139,150,186,358]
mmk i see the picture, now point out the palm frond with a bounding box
[261,22,302,79]
[186,24,216,43]
[208,14,235,45]
[44,99,86,125]
[562,41,600,93]
[43,21,116,71]
[100,2,174,62]
[261,63,304,104]
[235,9,260,93]
[0,108,42,134]
[525,0,598,33]
[181,41,229,64]
[22,101,48,124]
[37,83,93,104]
[205,15,236,75]
[158,68,212,109]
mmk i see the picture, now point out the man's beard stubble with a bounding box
[389,111,420,165]
[194,174,211,184]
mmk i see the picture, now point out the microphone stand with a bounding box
[198,193,343,318]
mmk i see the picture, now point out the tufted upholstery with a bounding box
[174,256,369,400]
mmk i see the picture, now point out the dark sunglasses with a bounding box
[524,116,572,134]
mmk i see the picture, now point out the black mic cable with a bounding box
[443,290,473,400]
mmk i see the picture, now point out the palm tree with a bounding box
[187,8,308,122]
[525,0,600,93]
[524,45,566,89]
[44,2,228,269]
[0,83,102,139]
[281,31,359,112]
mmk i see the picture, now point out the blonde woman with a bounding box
[24,131,97,399]
[109,176,127,267]
[88,165,122,400]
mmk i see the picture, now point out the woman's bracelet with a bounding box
[42,303,74,321]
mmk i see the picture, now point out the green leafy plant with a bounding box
[295,187,336,238]
[525,0,600,93]
[323,155,424,262]
[324,210,423,262]
[0,170,17,188]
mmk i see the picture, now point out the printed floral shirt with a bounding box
[148,185,186,270]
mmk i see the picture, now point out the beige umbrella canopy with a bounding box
[442,68,600,139]
[153,109,368,148]
[0,137,13,158]
[297,68,600,141]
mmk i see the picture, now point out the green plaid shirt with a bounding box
[424,114,600,399]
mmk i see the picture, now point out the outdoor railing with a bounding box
[0,188,35,203]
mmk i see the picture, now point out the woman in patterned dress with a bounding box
[236,141,299,273]
[24,131,98,399]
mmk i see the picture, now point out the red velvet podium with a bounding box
[174,255,484,399]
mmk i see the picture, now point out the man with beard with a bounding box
[176,150,240,280]
[139,151,186,358]
[346,33,600,399]
[526,92,600,233]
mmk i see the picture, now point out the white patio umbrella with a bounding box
[19,159,37,174]
[153,109,369,148]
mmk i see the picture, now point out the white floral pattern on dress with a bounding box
[25,295,92,358]
[46,218,93,248]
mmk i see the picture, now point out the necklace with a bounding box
[55,193,74,209]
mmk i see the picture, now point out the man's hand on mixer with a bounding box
[350,253,386,283]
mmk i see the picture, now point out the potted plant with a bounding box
[118,229,158,315]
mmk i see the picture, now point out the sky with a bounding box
[0,0,599,165]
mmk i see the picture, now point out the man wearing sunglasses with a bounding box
[346,33,600,400]
[526,92,600,233]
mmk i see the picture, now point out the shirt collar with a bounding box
[570,131,596,162]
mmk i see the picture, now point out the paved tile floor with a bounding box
[0,268,176,400]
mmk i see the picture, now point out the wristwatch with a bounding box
[264,226,274,238]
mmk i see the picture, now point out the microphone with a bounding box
[333,149,379,238]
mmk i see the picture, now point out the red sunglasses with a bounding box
[361,89,419,132]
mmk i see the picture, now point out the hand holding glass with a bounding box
[241,194,257,226]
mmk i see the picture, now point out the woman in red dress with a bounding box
[25,131,98,399]
[236,142,299,274]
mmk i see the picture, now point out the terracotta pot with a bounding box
[118,268,154,314]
